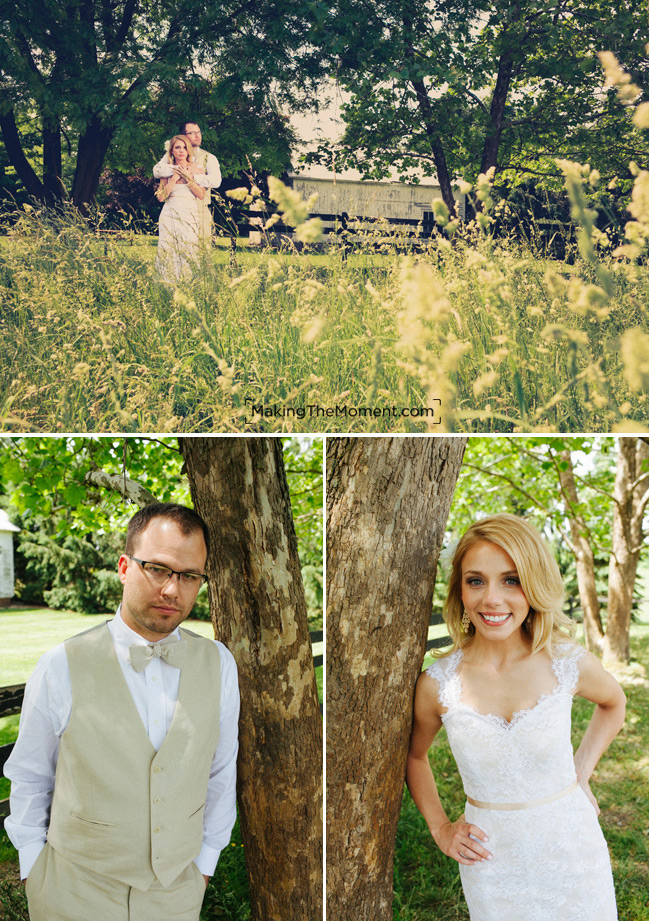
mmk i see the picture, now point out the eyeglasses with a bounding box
[127,555,207,588]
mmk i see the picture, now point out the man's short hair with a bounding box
[180,120,200,135]
[125,503,209,558]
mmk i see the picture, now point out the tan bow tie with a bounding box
[129,640,185,672]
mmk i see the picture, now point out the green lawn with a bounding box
[394,623,649,921]
[0,606,322,690]
[0,608,120,686]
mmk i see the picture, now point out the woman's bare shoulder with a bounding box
[415,661,448,719]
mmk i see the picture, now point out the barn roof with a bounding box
[289,167,442,187]
[0,510,20,533]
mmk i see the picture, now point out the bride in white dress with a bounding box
[154,135,206,283]
[407,514,625,921]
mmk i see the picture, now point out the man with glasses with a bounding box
[153,121,221,244]
[4,503,239,921]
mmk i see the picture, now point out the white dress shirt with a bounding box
[153,149,222,190]
[3,607,239,880]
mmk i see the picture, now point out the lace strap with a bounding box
[425,649,463,710]
[551,642,586,695]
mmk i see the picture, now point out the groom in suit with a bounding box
[4,503,239,921]
[153,121,222,243]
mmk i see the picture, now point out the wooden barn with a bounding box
[288,169,466,233]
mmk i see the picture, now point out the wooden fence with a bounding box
[0,630,323,821]
[426,613,451,653]
[215,205,440,247]
[0,684,26,820]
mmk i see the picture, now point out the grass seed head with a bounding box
[621,329,649,391]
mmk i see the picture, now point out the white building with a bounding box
[290,169,465,228]
[0,510,20,606]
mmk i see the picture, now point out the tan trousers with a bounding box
[198,197,213,244]
[26,843,206,921]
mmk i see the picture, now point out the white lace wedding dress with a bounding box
[155,181,201,283]
[426,644,617,921]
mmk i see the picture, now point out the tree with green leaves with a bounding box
[282,438,324,625]
[0,435,323,921]
[2,436,323,622]
[447,435,648,665]
[318,0,649,215]
[0,0,324,207]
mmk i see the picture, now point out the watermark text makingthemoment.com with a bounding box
[244,399,442,425]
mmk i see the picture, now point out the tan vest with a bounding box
[47,622,221,889]
[194,148,213,241]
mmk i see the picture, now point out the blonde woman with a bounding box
[154,135,205,283]
[407,514,625,921]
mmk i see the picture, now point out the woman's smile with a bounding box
[478,612,512,625]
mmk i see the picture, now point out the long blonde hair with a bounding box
[442,513,575,656]
[166,135,194,164]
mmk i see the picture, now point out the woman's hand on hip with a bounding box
[435,815,492,865]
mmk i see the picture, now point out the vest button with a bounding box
[153,767,161,774]
[153,797,161,805]
[154,827,161,834]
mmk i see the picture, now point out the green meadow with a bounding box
[2,165,649,434]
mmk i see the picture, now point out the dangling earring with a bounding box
[461,610,471,633]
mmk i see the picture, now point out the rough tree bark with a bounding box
[557,449,604,652]
[179,437,323,921]
[603,437,649,666]
[326,436,466,921]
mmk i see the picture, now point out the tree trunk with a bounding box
[411,80,457,217]
[326,436,466,921]
[43,116,63,204]
[0,108,45,200]
[478,50,514,179]
[71,115,115,208]
[603,438,649,666]
[557,449,604,652]
[179,437,323,921]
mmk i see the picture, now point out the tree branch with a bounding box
[460,459,572,548]
[84,469,158,507]
[13,28,46,87]
[114,0,138,50]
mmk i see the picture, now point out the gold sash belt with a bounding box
[466,780,579,811]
